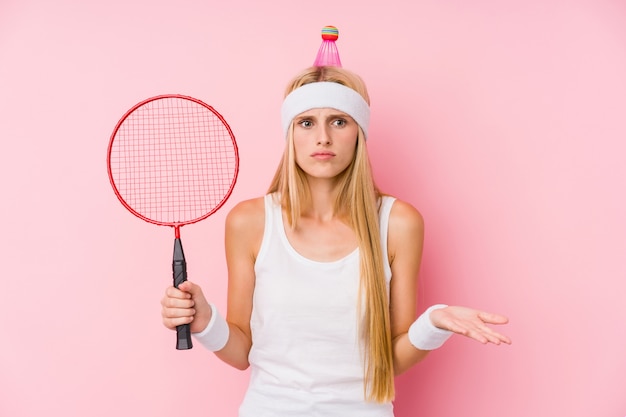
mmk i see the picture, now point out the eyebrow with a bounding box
[294,112,352,122]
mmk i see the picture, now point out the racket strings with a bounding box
[109,97,238,224]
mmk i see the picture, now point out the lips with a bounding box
[311,151,335,159]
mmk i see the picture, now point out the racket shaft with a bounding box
[173,238,192,350]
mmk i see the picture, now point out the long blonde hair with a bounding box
[267,66,394,403]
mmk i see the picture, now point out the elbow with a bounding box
[393,363,411,377]
[217,351,250,371]
[233,361,250,371]
[392,338,431,375]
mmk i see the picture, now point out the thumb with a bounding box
[176,280,197,293]
[177,280,206,300]
[478,311,509,325]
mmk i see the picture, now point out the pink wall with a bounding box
[1,0,624,416]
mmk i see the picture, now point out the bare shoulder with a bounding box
[226,196,265,230]
[388,198,424,232]
[225,196,265,257]
[387,198,425,263]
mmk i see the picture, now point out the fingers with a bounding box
[438,307,512,346]
[469,324,512,345]
[477,311,512,345]
[478,311,509,325]
[448,320,511,345]
[162,309,195,329]
[161,286,194,307]
[161,282,213,333]
[161,285,196,330]
[165,285,189,298]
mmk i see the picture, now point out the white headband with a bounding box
[281,82,370,139]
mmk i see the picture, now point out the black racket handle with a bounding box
[173,238,193,350]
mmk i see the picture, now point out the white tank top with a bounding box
[238,194,396,417]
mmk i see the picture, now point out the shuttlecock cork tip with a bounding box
[321,26,339,41]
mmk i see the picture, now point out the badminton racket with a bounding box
[107,94,239,350]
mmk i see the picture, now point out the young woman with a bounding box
[161,65,511,416]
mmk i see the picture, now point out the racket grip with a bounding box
[173,238,193,350]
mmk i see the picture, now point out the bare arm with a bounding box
[161,198,264,370]
[386,200,431,374]
[214,197,264,369]
[387,200,511,376]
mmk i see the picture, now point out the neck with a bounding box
[303,177,342,221]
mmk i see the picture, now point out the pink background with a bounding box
[1,0,625,416]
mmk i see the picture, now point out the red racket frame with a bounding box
[107,94,239,237]
[106,94,239,349]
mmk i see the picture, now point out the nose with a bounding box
[317,125,332,145]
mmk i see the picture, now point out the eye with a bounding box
[298,119,313,128]
[332,118,347,127]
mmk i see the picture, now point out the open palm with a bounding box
[430,306,512,345]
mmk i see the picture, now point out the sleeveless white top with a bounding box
[238,194,396,417]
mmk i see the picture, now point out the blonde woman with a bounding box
[161,65,511,416]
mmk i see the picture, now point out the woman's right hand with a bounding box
[161,281,212,334]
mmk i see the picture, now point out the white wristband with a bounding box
[408,304,453,350]
[192,303,229,352]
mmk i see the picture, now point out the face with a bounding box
[292,108,359,181]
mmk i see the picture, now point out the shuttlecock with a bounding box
[313,26,342,67]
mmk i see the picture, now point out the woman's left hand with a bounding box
[430,306,512,345]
